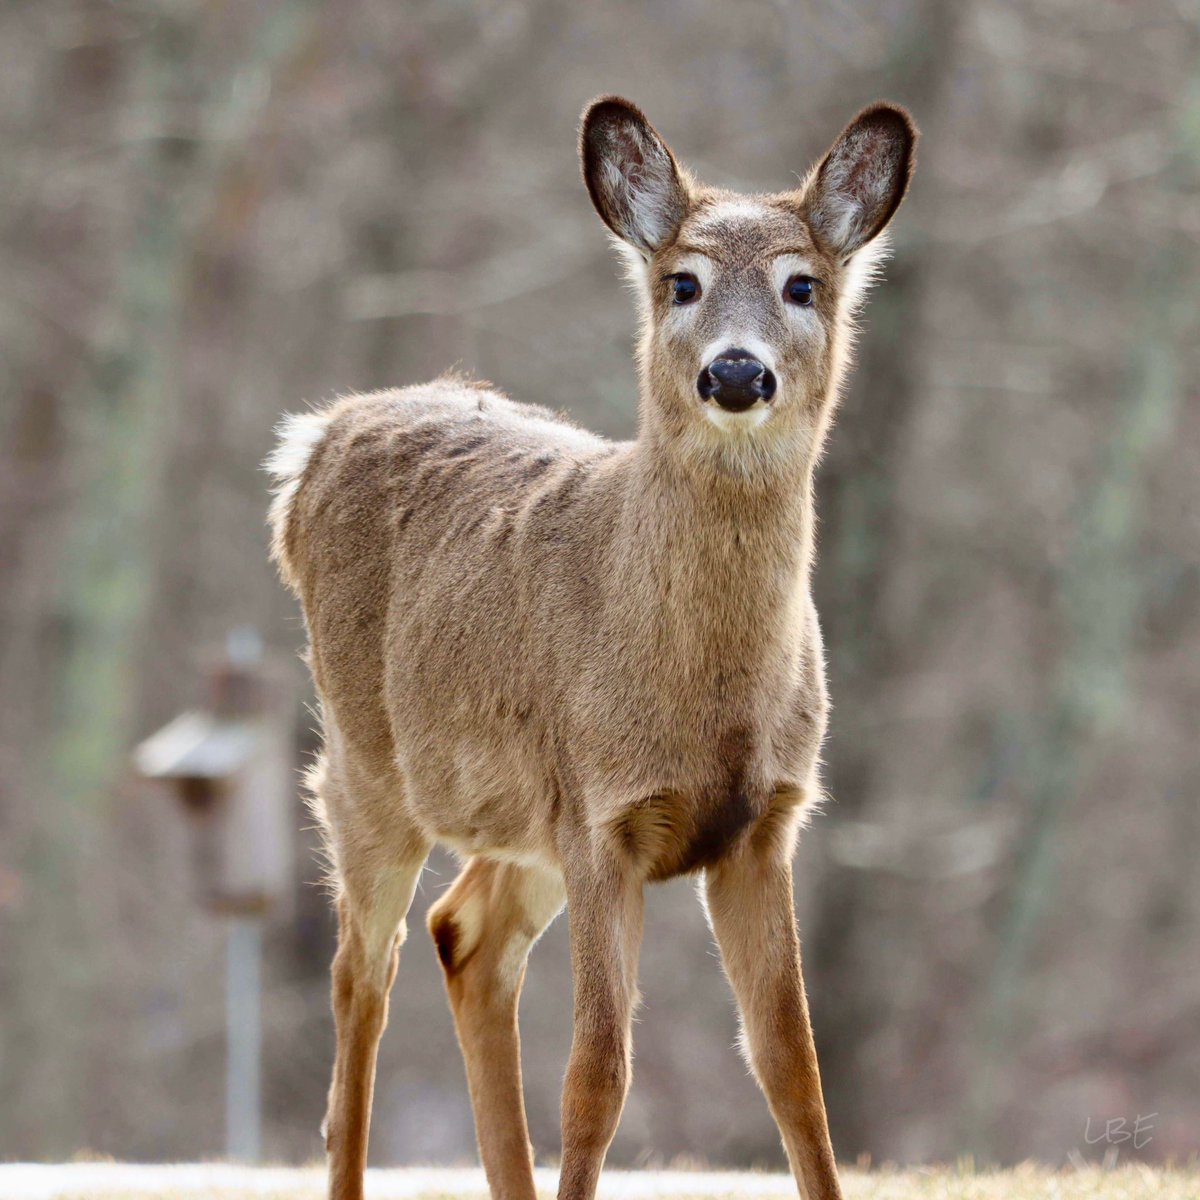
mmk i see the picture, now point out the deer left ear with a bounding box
[802,102,917,259]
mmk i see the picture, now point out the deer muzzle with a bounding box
[697,348,777,412]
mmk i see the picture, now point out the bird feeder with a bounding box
[134,631,295,1163]
[133,635,294,915]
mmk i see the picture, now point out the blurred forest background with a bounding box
[2,0,1198,1173]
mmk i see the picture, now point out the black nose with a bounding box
[697,349,777,412]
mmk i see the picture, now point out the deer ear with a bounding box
[802,102,917,258]
[580,96,689,256]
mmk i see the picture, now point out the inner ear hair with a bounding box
[805,101,917,257]
[580,96,689,255]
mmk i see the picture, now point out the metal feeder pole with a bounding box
[225,912,263,1162]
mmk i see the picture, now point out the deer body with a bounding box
[282,384,824,876]
[269,97,916,1200]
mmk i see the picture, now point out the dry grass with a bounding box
[2,1163,1195,1200]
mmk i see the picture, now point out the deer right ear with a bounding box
[580,97,689,256]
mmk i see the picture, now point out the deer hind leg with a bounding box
[703,811,843,1200]
[324,847,429,1200]
[427,857,565,1200]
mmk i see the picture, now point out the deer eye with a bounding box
[785,276,815,306]
[670,274,701,305]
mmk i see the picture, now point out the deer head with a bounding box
[581,97,916,469]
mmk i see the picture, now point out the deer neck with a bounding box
[622,420,819,664]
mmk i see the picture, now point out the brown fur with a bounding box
[268,97,917,1200]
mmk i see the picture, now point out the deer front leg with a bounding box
[704,814,843,1200]
[557,852,644,1200]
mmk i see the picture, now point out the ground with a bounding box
[0,1164,1195,1200]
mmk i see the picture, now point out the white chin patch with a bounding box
[704,404,772,432]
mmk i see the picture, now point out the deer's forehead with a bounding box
[676,197,815,265]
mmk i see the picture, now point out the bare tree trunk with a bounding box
[805,0,961,1159]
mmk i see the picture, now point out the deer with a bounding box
[266,95,916,1200]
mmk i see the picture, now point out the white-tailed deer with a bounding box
[267,96,916,1200]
